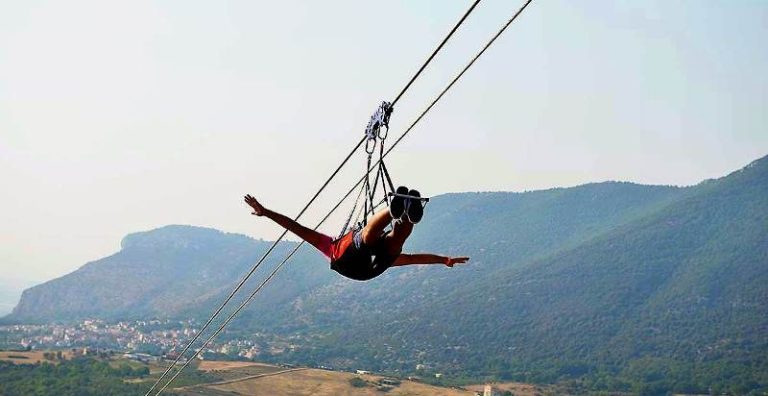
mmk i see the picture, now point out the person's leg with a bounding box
[384,220,413,254]
[263,208,333,257]
[361,209,393,245]
[387,190,420,252]
[362,208,414,254]
[362,185,412,245]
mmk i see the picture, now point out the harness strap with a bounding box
[338,182,367,239]
[343,101,395,234]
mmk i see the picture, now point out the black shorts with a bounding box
[330,230,392,281]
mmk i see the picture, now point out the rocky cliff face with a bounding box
[8,225,309,321]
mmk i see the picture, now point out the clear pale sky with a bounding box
[1,0,766,283]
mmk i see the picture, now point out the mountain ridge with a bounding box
[4,154,767,393]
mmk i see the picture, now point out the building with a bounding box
[483,384,498,396]
[380,378,400,386]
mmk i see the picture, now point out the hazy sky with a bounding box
[1,0,766,283]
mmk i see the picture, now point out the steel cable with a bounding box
[146,2,486,394]
[153,0,534,393]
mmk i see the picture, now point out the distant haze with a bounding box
[1,0,767,283]
[0,277,38,316]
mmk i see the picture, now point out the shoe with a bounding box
[389,186,409,220]
[406,189,423,224]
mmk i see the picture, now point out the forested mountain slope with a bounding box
[311,155,767,392]
[8,227,328,321]
[7,155,767,393]
[8,176,685,323]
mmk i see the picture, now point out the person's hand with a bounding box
[244,194,266,216]
[445,257,469,267]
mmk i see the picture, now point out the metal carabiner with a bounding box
[363,101,393,152]
[365,136,377,154]
[378,125,389,141]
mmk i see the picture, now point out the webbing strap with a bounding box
[338,182,366,239]
[379,159,396,193]
[363,151,373,226]
[377,136,395,210]
[358,101,395,228]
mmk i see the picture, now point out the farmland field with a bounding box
[0,350,73,365]
[173,361,478,396]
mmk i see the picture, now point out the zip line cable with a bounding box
[153,0,534,393]
[382,0,534,166]
[391,0,481,107]
[156,197,389,395]
[305,0,537,222]
[145,3,483,394]
[144,137,364,396]
[157,197,392,394]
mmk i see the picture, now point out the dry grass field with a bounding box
[196,361,288,382]
[1,353,552,395]
[162,360,560,396]
[465,381,549,396]
[0,350,73,365]
[198,361,272,371]
[202,369,476,396]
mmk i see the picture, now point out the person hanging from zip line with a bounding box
[244,187,469,281]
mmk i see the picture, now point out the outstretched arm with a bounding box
[392,253,469,268]
[244,194,331,255]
